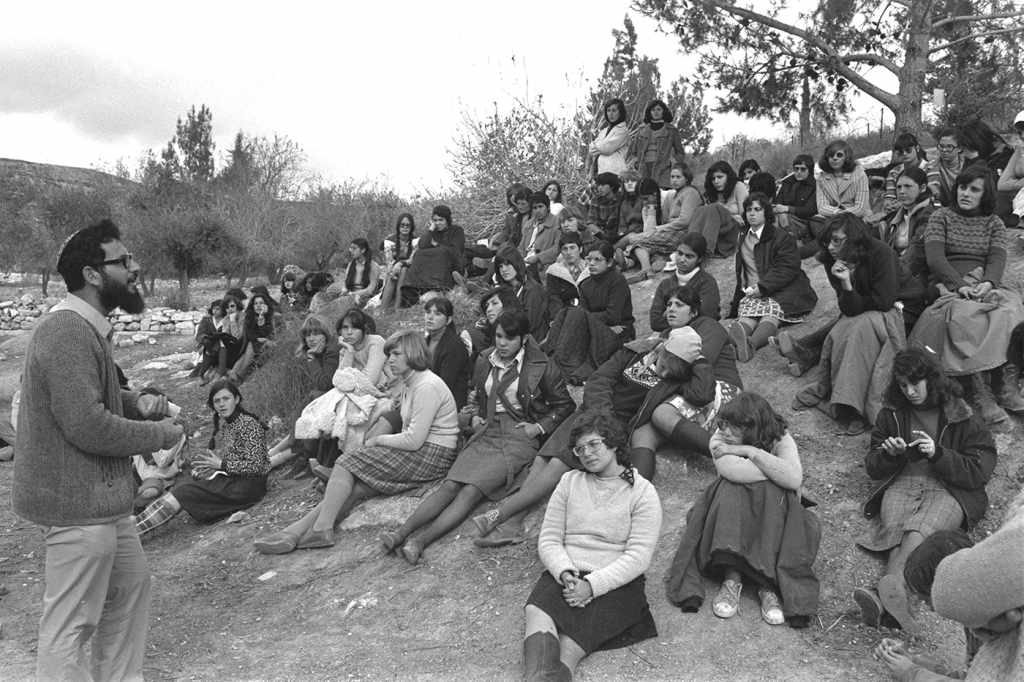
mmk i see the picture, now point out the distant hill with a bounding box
[0,157,138,205]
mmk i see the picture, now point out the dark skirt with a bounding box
[527,570,657,654]
[544,306,624,383]
[446,413,539,500]
[665,478,820,619]
[173,474,267,522]
[537,410,585,471]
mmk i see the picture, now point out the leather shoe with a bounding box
[296,528,334,550]
[254,531,300,555]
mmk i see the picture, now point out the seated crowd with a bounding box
[153,106,1023,681]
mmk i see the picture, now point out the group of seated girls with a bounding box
[192,286,281,386]
[149,122,1022,677]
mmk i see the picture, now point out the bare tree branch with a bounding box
[694,0,900,109]
[841,53,901,76]
[932,9,1024,30]
[930,25,1024,54]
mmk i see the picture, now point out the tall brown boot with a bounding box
[969,372,1009,424]
[993,363,1024,413]
[523,632,571,681]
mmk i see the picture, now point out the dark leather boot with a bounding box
[523,632,571,682]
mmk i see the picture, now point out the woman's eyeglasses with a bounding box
[572,438,606,457]
[793,166,808,172]
[829,151,846,159]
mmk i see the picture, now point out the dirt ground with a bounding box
[1,253,1023,681]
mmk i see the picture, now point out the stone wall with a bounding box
[0,294,202,345]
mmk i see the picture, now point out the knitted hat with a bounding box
[664,327,702,363]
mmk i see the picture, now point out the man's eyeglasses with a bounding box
[572,438,606,457]
[97,253,134,269]
[938,144,958,152]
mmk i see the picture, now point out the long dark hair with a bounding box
[897,166,931,205]
[570,409,634,485]
[345,238,373,291]
[601,98,627,130]
[819,139,856,174]
[206,379,267,446]
[715,392,788,451]
[817,213,872,268]
[704,161,739,203]
[884,347,961,410]
[243,294,273,335]
[393,213,416,259]
[952,164,997,216]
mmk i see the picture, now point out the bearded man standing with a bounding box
[13,219,184,681]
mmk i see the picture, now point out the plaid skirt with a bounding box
[856,473,964,552]
[635,224,687,255]
[339,440,458,495]
[665,380,741,431]
[737,294,808,325]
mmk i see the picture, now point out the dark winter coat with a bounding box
[728,222,817,318]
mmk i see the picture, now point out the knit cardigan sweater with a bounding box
[14,310,169,525]
[538,469,662,598]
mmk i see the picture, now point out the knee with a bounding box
[651,404,679,433]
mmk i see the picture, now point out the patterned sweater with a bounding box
[923,208,1008,289]
[214,411,270,477]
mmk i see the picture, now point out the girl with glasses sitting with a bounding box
[522,410,661,680]
[817,139,871,219]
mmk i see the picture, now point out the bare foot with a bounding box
[874,638,916,678]
[380,531,403,554]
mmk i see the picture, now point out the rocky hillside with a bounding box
[0,157,137,200]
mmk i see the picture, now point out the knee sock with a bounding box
[750,320,779,350]
[630,447,656,481]
[135,494,179,535]
[670,419,711,457]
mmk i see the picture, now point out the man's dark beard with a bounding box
[99,273,146,315]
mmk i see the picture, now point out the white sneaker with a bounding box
[758,588,785,625]
[713,579,742,618]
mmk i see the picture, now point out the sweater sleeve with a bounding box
[982,216,1008,287]
[220,416,269,476]
[649,279,670,333]
[537,475,576,581]
[590,123,629,155]
[374,379,445,451]
[584,479,663,597]
[661,186,701,230]
[37,321,168,457]
[923,211,968,289]
[362,337,387,385]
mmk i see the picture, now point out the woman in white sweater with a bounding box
[253,330,459,554]
[588,98,631,177]
[523,410,662,680]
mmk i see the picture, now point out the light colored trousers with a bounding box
[36,516,151,682]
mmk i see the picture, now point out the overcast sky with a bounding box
[0,1,888,195]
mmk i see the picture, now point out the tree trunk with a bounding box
[40,268,50,297]
[177,270,191,309]
[799,75,811,147]
[895,1,931,133]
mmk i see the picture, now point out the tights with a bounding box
[395,480,485,548]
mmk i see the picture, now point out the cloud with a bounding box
[0,45,188,144]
